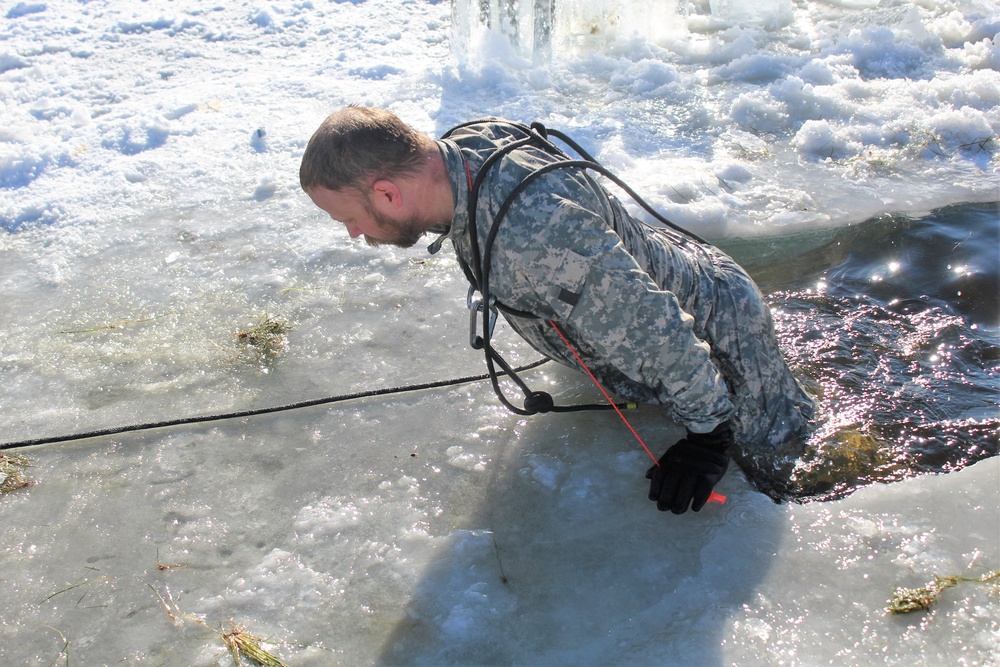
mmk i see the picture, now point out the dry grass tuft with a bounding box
[236,314,291,360]
[1,453,31,494]
[221,624,291,667]
[150,585,290,666]
[888,570,1000,614]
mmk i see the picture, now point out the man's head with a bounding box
[299,106,430,195]
[300,106,447,249]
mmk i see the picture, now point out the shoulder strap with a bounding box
[442,119,708,416]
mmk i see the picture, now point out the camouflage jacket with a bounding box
[435,121,734,433]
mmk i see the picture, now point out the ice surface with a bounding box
[0,0,998,665]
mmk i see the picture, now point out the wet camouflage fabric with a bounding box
[435,121,814,457]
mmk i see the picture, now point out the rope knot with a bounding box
[523,391,554,414]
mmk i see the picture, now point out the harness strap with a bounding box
[443,119,706,416]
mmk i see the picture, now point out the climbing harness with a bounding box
[438,119,708,419]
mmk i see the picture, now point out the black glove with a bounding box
[646,422,732,514]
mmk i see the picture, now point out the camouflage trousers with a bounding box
[698,249,815,494]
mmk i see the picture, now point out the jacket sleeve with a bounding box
[487,169,735,433]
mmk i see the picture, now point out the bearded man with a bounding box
[300,106,815,513]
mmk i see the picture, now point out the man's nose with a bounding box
[345,223,364,238]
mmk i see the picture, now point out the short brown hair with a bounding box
[299,106,431,194]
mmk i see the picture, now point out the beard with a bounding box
[363,202,428,249]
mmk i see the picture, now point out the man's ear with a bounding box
[371,179,403,211]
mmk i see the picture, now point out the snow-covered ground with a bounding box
[1,1,997,665]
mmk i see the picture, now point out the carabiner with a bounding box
[467,284,498,350]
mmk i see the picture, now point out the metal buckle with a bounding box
[467,284,498,350]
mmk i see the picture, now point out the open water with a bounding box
[725,202,999,499]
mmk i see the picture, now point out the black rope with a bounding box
[0,359,552,452]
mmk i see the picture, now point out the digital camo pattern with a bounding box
[435,121,814,465]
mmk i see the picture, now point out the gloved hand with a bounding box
[646,422,732,514]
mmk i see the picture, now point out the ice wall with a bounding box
[452,0,553,61]
[452,0,682,61]
[450,0,795,61]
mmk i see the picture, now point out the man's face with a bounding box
[307,186,426,249]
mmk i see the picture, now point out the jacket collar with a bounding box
[428,139,470,253]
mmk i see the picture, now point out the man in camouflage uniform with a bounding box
[300,106,815,513]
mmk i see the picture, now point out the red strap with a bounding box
[549,320,659,465]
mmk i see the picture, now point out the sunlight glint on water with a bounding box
[752,204,1000,500]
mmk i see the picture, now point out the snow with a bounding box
[0,0,998,665]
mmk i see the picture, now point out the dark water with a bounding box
[721,202,999,500]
